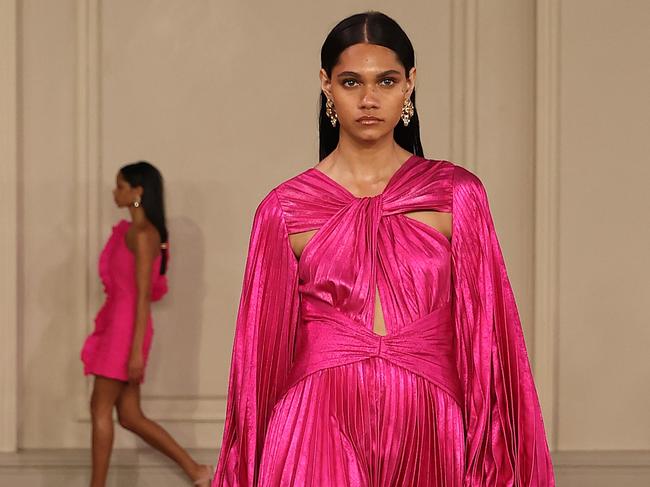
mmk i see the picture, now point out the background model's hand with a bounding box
[128,352,144,384]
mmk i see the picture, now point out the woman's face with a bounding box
[321,43,416,145]
[112,172,141,208]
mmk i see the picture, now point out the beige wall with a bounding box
[555,0,650,450]
[1,0,648,482]
[9,0,537,450]
[535,0,650,483]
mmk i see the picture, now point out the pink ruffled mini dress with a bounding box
[81,220,168,382]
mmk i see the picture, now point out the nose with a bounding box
[359,85,379,109]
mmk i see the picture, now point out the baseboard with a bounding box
[553,450,650,487]
[0,449,649,486]
[0,448,216,486]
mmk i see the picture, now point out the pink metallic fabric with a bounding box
[213,157,554,486]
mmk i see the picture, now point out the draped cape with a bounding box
[212,158,554,486]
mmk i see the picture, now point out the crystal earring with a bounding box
[133,197,141,208]
[325,98,338,127]
[401,98,414,126]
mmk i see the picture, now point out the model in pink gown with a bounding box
[213,157,554,486]
[81,220,168,382]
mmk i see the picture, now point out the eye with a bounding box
[379,78,397,87]
[342,79,359,88]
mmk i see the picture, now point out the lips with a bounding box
[357,116,383,125]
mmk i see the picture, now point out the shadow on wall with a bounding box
[141,214,207,443]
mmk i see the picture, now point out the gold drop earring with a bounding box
[401,97,414,127]
[132,196,141,208]
[325,98,338,127]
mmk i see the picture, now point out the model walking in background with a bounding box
[81,161,212,486]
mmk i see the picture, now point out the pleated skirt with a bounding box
[259,357,465,487]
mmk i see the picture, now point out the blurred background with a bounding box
[0,0,648,485]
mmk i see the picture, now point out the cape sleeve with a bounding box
[213,189,300,487]
[451,165,555,486]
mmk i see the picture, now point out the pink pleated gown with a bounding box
[81,220,168,382]
[213,157,554,486]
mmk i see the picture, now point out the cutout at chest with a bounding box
[403,211,452,240]
[288,211,451,260]
[289,229,318,260]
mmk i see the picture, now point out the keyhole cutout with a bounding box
[373,286,387,336]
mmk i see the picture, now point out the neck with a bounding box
[333,131,411,178]
[127,206,148,225]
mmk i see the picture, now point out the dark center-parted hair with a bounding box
[319,11,424,161]
[119,161,169,275]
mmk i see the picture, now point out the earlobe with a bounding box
[319,68,332,99]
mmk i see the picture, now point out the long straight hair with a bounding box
[119,161,169,275]
[319,12,424,161]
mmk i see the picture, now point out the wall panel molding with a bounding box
[0,0,19,454]
[77,396,226,424]
[534,0,561,451]
[74,0,98,421]
[450,0,478,171]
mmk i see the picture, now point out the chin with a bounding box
[353,129,391,144]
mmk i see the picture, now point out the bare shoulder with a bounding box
[127,222,160,255]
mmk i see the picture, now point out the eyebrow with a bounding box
[336,70,403,79]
